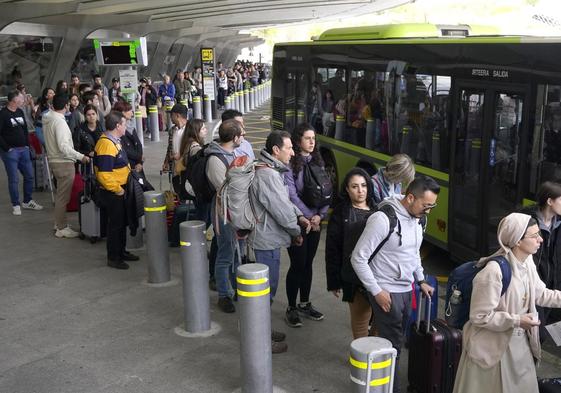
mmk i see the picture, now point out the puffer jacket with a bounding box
[249,150,302,250]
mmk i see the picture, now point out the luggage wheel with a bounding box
[90,237,98,244]
[79,232,85,240]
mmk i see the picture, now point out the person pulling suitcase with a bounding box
[350,176,440,392]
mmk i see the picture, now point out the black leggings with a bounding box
[286,230,321,307]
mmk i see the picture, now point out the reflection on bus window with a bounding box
[535,85,561,187]
[387,73,450,171]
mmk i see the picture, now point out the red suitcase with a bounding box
[407,293,462,393]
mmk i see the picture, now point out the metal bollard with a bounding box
[231,92,237,111]
[240,89,245,114]
[143,191,170,283]
[365,119,375,149]
[164,102,174,131]
[224,95,230,110]
[149,105,160,142]
[335,115,345,140]
[297,110,305,125]
[180,99,188,107]
[236,91,242,112]
[350,337,396,393]
[244,88,250,112]
[203,95,212,122]
[237,263,272,393]
[135,110,144,147]
[193,96,202,119]
[180,220,211,333]
[256,85,261,106]
[285,109,294,132]
[249,88,254,111]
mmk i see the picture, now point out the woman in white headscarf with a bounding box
[453,213,561,393]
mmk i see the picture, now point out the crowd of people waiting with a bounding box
[2,62,561,392]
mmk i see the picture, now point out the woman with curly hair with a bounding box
[284,123,330,327]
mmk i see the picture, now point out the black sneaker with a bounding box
[297,302,324,321]
[217,296,236,313]
[107,260,129,270]
[285,307,303,328]
[209,278,217,292]
[271,340,288,354]
[122,251,139,261]
[271,330,286,342]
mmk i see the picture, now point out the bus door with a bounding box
[449,82,529,260]
[284,69,307,131]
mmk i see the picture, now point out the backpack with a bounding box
[340,204,427,285]
[444,256,512,329]
[300,161,333,208]
[184,144,228,203]
[216,155,266,236]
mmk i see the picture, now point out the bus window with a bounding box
[532,85,561,190]
[388,73,450,171]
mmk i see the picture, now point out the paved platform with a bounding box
[1,102,560,392]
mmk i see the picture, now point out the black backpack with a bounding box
[184,144,228,203]
[341,204,426,285]
[300,161,333,208]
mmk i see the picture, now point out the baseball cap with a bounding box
[112,77,119,83]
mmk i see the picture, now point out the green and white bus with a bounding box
[271,23,561,261]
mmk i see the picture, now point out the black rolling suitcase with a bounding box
[539,378,561,393]
[407,293,462,393]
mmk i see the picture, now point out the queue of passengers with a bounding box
[4,67,561,390]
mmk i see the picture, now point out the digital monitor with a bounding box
[94,37,148,66]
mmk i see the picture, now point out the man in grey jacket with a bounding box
[206,120,242,314]
[249,131,311,353]
[351,175,439,393]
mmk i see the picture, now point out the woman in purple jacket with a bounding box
[284,123,330,328]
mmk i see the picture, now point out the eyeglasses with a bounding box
[422,203,437,210]
[524,231,542,239]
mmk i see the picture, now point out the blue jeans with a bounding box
[212,200,238,298]
[254,248,281,300]
[0,146,34,206]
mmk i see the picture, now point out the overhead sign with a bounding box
[201,48,214,62]
[201,47,216,101]
[119,69,138,94]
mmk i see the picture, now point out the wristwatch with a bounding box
[418,280,428,286]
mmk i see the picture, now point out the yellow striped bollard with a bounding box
[149,105,160,142]
[237,264,273,393]
[350,337,397,393]
[143,191,170,283]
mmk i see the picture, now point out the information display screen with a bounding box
[94,38,148,66]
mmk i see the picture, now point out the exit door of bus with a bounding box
[449,81,529,261]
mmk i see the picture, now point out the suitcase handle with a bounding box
[416,292,432,334]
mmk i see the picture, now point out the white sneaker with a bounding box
[12,205,21,216]
[22,200,43,210]
[55,226,80,238]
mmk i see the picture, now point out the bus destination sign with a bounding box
[471,68,509,78]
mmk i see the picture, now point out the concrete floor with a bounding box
[1,103,560,393]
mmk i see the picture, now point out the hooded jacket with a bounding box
[205,140,235,192]
[350,195,425,295]
[249,150,302,250]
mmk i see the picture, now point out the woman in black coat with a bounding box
[520,181,561,338]
[325,167,378,339]
[74,104,104,157]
